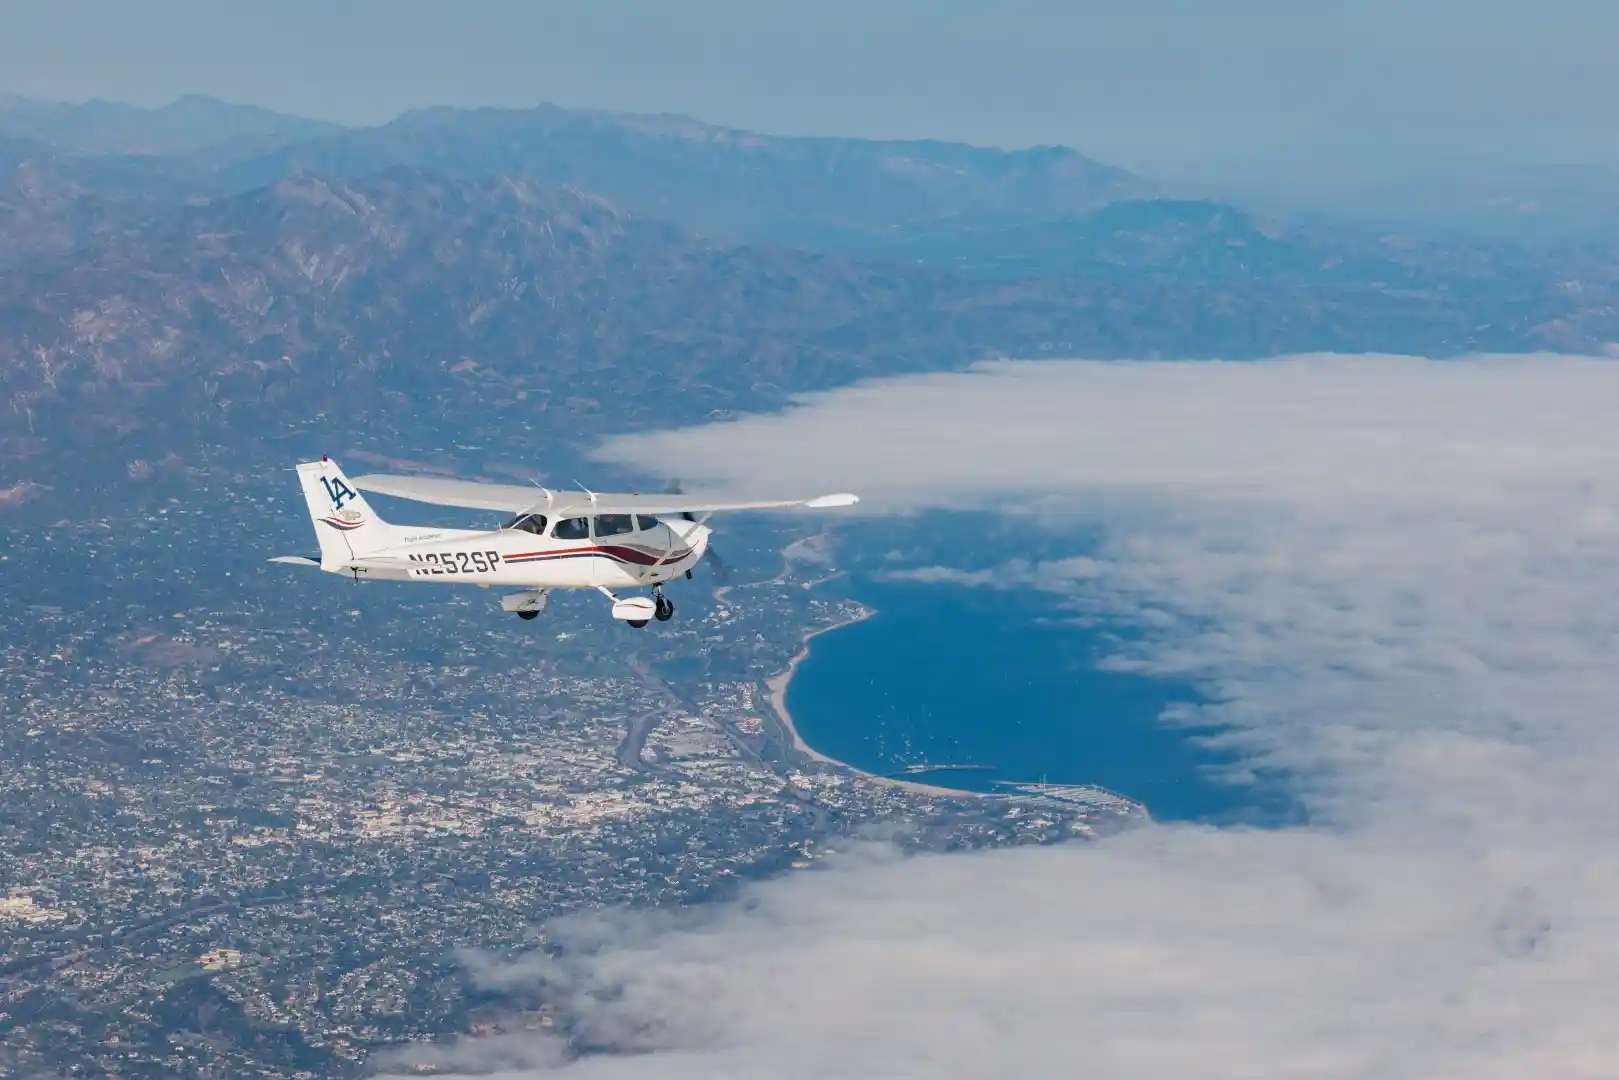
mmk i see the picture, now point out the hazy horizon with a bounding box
[5,0,1617,189]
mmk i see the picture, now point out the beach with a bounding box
[763,604,983,800]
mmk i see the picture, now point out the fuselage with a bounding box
[323,514,710,590]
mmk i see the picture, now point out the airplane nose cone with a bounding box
[686,523,712,559]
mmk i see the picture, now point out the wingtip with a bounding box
[806,493,860,508]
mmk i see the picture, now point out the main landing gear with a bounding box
[596,584,675,629]
[501,590,548,621]
[628,585,676,628]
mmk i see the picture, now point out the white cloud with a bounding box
[394,354,1619,1077]
[596,353,1619,514]
[881,555,1104,589]
[428,833,1619,1080]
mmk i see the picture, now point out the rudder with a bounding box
[296,457,399,569]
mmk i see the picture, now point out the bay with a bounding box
[786,577,1298,825]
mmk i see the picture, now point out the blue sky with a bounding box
[4,0,1616,184]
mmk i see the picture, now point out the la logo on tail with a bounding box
[321,476,358,511]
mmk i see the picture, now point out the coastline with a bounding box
[764,603,984,800]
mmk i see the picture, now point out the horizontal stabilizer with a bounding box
[268,555,322,567]
[347,555,417,566]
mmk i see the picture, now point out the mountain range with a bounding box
[3,94,1618,498]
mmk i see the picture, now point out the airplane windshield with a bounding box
[636,515,662,531]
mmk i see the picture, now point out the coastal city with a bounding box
[6,13,1619,1077]
[0,469,1143,1077]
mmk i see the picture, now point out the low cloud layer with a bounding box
[598,353,1619,513]
[400,354,1619,1077]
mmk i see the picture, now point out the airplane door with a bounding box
[589,513,639,588]
[550,516,598,588]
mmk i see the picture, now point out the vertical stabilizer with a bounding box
[296,457,400,570]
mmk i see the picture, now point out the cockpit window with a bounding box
[553,517,590,540]
[504,513,548,535]
[635,515,662,531]
[593,514,634,538]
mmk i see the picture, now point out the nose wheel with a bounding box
[653,585,675,623]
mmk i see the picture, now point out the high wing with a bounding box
[350,473,859,517]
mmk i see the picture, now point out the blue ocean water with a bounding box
[787,577,1298,825]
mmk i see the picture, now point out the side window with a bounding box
[509,514,547,535]
[635,514,662,532]
[594,514,634,538]
[553,517,590,540]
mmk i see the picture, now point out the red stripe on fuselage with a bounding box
[502,544,688,567]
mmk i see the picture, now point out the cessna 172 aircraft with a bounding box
[271,457,859,627]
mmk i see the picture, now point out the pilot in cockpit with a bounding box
[503,513,548,534]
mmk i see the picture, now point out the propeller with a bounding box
[662,478,694,522]
[664,479,729,583]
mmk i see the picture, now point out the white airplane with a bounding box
[271,457,859,627]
